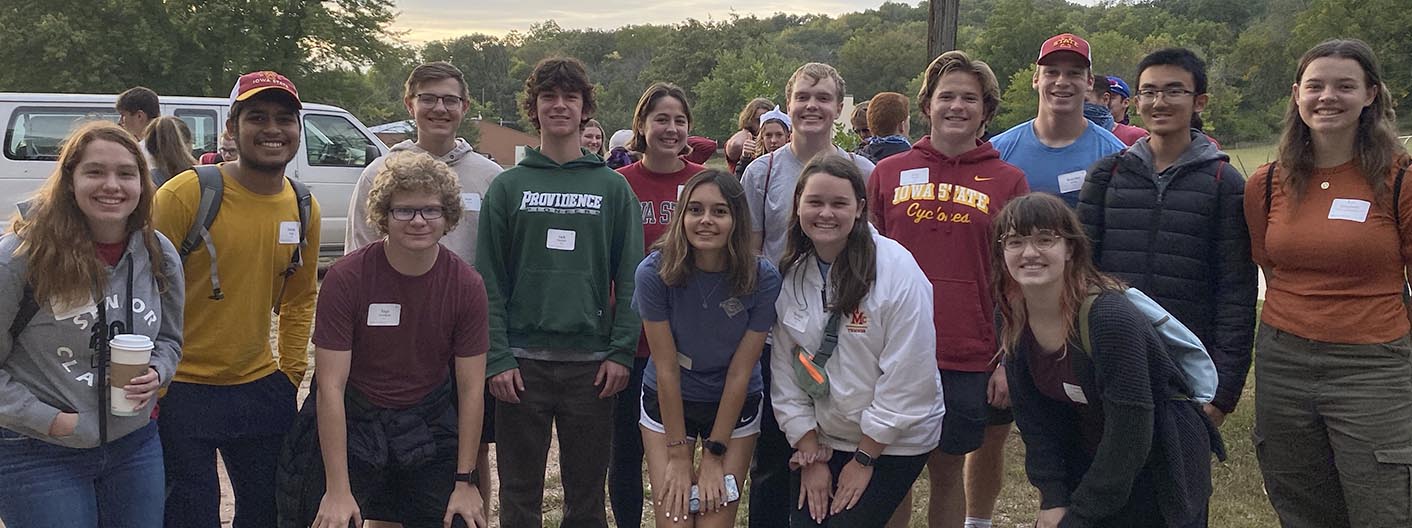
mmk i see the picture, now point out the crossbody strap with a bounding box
[811,312,844,367]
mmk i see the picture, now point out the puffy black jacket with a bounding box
[1077,133,1257,414]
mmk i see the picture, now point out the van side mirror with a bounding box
[364,144,379,166]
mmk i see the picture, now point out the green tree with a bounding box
[692,45,800,141]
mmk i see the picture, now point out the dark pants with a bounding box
[495,359,614,528]
[751,344,793,527]
[788,450,927,527]
[1253,324,1412,528]
[0,421,164,528]
[608,356,648,527]
[160,371,297,528]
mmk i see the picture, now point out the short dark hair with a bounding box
[522,57,597,131]
[1135,48,1208,95]
[405,61,470,101]
[1091,74,1110,94]
[866,92,909,136]
[116,87,159,118]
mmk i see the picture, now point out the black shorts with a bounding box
[938,370,1013,455]
[640,388,764,439]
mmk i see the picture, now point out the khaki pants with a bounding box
[1253,324,1412,528]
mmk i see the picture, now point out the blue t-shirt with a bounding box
[632,251,782,401]
[991,119,1124,207]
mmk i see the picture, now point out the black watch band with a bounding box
[703,439,728,456]
[853,450,875,467]
[455,468,480,485]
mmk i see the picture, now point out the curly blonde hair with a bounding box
[365,151,463,237]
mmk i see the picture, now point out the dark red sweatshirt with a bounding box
[867,136,1029,372]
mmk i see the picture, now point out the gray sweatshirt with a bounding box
[0,230,184,448]
[345,138,503,264]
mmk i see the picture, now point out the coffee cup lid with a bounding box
[110,334,154,350]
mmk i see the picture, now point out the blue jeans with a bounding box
[0,421,164,528]
[160,371,297,528]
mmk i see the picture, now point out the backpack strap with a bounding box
[1077,286,1101,357]
[811,311,845,367]
[180,165,226,300]
[8,285,37,341]
[272,176,313,315]
[761,153,776,256]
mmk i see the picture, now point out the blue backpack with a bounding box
[1077,287,1218,403]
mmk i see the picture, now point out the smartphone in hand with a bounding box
[689,474,742,513]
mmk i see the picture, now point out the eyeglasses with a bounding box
[414,93,466,108]
[1000,230,1064,253]
[1136,88,1197,102]
[389,206,446,221]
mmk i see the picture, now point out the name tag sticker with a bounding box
[461,193,482,212]
[278,221,300,244]
[546,228,577,251]
[677,185,686,200]
[1057,170,1086,194]
[1063,383,1089,404]
[900,168,929,186]
[677,352,694,370]
[367,303,401,327]
[1328,199,1371,223]
[783,309,808,332]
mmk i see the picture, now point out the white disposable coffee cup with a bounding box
[109,334,154,417]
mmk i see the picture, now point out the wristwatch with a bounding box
[703,439,728,456]
[853,450,876,468]
[454,468,480,485]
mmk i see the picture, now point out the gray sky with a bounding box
[390,1,1097,43]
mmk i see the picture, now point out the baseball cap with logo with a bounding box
[1106,76,1132,98]
[1036,33,1092,67]
[229,71,302,108]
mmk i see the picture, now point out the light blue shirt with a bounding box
[991,119,1124,207]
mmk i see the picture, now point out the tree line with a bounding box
[1,0,1407,145]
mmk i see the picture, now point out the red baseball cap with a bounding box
[229,71,302,108]
[1036,33,1092,67]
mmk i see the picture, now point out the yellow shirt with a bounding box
[153,166,321,386]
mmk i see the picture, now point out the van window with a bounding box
[5,106,118,161]
[304,114,376,167]
[175,108,219,158]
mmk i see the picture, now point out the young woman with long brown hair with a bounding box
[143,115,197,186]
[0,121,183,526]
[994,193,1214,528]
[1245,39,1412,527]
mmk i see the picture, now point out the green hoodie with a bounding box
[475,147,644,376]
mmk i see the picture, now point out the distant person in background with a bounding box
[1083,75,1117,131]
[144,115,197,187]
[116,86,159,139]
[1089,75,1149,146]
[735,107,792,179]
[0,121,182,528]
[850,101,872,144]
[201,132,239,165]
[859,92,911,163]
[582,118,607,158]
[727,98,774,174]
[606,129,637,170]
[610,82,707,527]
[1104,76,1133,124]
[1246,38,1412,528]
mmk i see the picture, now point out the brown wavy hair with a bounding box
[778,154,875,316]
[652,169,756,296]
[522,57,597,131]
[990,193,1123,356]
[737,97,773,134]
[365,151,463,236]
[9,121,167,308]
[1276,39,1406,208]
[143,115,196,181]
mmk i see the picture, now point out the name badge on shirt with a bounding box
[677,352,694,370]
[1328,199,1371,223]
[1062,382,1089,404]
[677,184,686,200]
[546,229,576,251]
[783,309,808,333]
[278,221,300,244]
[367,303,401,327]
[461,192,482,212]
[900,168,929,186]
[720,298,746,318]
[1057,170,1086,194]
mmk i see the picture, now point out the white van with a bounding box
[1,92,390,256]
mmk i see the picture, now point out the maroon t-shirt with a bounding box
[618,159,706,358]
[312,241,489,409]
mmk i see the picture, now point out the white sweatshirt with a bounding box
[771,231,945,456]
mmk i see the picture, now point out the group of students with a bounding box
[0,28,1408,528]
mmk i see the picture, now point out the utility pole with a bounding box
[928,0,960,59]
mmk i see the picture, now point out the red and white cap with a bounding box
[1036,33,1091,67]
[229,71,302,108]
